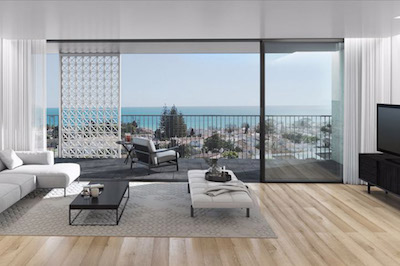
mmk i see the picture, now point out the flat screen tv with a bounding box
[377,104,400,156]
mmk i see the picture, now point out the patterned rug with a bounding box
[0,182,276,238]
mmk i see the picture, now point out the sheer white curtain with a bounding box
[343,38,392,184]
[0,39,46,151]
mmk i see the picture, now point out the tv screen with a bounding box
[377,104,400,156]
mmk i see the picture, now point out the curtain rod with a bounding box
[47,38,344,43]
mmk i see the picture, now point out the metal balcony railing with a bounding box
[47,114,332,160]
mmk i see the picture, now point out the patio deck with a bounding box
[56,158,342,182]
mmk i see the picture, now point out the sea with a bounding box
[46,105,331,129]
[47,105,330,116]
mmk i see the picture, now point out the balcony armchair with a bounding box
[131,137,180,174]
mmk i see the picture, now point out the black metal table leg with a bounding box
[115,186,130,225]
[69,209,83,226]
[121,143,134,165]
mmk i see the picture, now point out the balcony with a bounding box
[47,114,341,182]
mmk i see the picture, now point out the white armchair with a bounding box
[131,137,180,174]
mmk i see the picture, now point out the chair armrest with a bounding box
[15,151,54,165]
[134,149,151,156]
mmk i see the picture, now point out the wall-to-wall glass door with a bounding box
[47,40,344,183]
[263,41,344,182]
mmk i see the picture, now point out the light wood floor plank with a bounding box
[151,238,169,266]
[26,237,65,266]
[98,237,125,266]
[0,236,34,266]
[214,238,240,266]
[185,238,205,266]
[200,238,223,266]
[115,238,139,266]
[8,237,47,266]
[80,237,109,266]
[61,237,94,266]
[169,238,188,266]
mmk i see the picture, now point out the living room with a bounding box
[1,1,400,265]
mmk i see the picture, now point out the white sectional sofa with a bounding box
[0,151,80,213]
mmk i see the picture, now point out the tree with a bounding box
[282,132,303,144]
[222,151,239,159]
[203,132,241,152]
[225,124,237,134]
[302,135,319,144]
[320,123,332,134]
[256,119,276,139]
[121,121,138,136]
[158,105,187,140]
[320,123,332,148]
[295,118,312,128]
[242,123,250,134]
[52,126,59,139]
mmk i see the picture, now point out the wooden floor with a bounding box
[1,183,400,265]
[265,159,341,182]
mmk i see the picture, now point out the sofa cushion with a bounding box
[0,149,23,170]
[1,163,80,189]
[0,183,21,213]
[15,151,54,165]
[0,159,5,172]
[0,174,36,198]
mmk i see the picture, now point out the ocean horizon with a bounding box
[47,105,331,116]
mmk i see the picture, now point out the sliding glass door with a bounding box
[120,42,260,181]
[263,41,344,182]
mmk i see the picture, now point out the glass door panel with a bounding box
[264,41,344,182]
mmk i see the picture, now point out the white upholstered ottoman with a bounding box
[188,169,254,217]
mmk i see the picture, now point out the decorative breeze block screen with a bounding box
[60,55,121,158]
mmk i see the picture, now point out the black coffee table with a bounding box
[69,181,129,226]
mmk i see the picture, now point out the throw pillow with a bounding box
[0,149,23,170]
[0,159,5,172]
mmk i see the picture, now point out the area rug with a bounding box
[0,182,276,238]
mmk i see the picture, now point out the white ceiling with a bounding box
[1,1,400,40]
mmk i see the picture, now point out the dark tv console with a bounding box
[359,153,400,195]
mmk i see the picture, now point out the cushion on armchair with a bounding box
[155,150,180,164]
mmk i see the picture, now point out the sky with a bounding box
[47,52,334,108]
